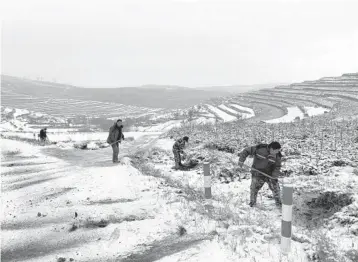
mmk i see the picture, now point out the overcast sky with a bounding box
[1,0,358,88]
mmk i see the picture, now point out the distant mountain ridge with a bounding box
[1,75,229,109]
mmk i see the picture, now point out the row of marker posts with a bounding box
[202,162,293,255]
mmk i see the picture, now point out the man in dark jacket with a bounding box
[238,141,282,207]
[39,128,48,145]
[172,136,189,169]
[107,119,125,163]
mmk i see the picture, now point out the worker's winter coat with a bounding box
[107,123,124,144]
[172,138,186,166]
[172,138,186,154]
[238,144,282,178]
[39,129,47,139]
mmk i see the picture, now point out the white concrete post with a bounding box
[203,162,212,199]
[281,184,293,255]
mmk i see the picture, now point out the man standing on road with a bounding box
[238,141,282,208]
[172,136,189,169]
[107,119,125,163]
[39,127,48,146]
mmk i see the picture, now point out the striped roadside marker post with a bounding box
[281,184,293,255]
[203,162,212,199]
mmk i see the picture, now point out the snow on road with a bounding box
[0,134,311,262]
[205,105,237,122]
[1,137,231,261]
[1,131,161,144]
[265,107,304,123]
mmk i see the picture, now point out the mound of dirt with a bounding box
[307,192,353,211]
[295,191,354,229]
[331,160,349,167]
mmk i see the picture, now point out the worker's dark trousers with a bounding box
[111,143,119,163]
[250,173,281,205]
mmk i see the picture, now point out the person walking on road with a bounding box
[172,136,189,169]
[39,127,48,146]
[238,141,283,208]
[107,119,125,163]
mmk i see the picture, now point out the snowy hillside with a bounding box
[1,72,358,261]
[2,72,357,129]
[2,102,358,261]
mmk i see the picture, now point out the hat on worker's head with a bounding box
[183,136,189,142]
[268,141,281,150]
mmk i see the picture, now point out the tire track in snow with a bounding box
[118,234,214,262]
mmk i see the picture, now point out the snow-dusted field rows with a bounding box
[205,104,238,122]
[164,104,358,261]
[1,91,162,118]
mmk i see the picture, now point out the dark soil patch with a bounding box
[294,191,354,228]
[71,215,151,232]
[331,160,349,167]
[84,218,110,228]
[177,226,187,236]
[306,192,353,211]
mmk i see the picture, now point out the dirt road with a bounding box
[1,135,224,262]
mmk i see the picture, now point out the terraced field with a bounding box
[1,73,357,127]
[184,72,358,123]
[1,87,163,119]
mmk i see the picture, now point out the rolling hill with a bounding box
[1,75,229,109]
[1,73,357,131]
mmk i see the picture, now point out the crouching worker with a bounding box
[107,119,125,163]
[238,141,282,208]
[172,136,189,169]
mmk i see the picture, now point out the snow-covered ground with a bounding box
[192,117,216,125]
[303,106,330,117]
[265,106,330,124]
[135,120,183,132]
[3,107,13,114]
[1,131,160,143]
[205,105,237,122]
[13,108,30,118]
[218,104,254,120]
[265,107,304,124]
[218,104,238,115]
[0,137,239,262]
[229,104,255,118]
[1,137,312,261]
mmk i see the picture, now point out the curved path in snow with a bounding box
[1,135,221,262]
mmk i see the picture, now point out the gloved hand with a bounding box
[182,152,187,160]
